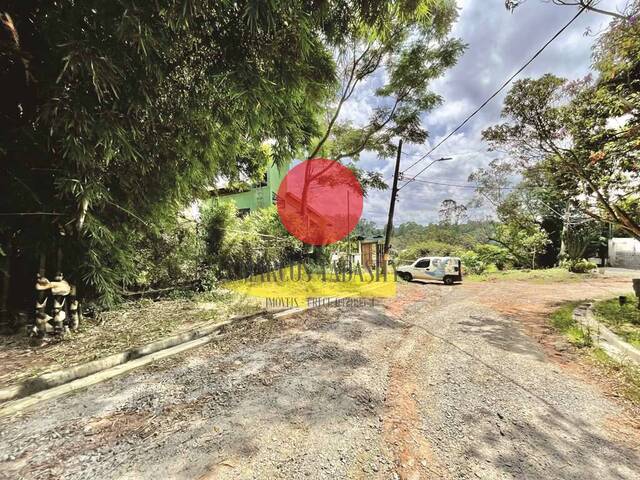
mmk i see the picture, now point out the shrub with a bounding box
[550,303,594,348]
[474,244,512,270]
[564,259,598,274]
[456,250,487,275]
[202,203,304,279]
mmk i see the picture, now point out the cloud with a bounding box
[345,0,627,225]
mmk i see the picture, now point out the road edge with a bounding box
[0,292,383,417]
[0,310,268,405]
[573,303,640,365]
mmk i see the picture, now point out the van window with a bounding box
[415,259,430,268]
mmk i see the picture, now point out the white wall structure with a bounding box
[608,238,640,269]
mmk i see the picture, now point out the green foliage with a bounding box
[492,222,550,269]
[308,0,464,174]
[454,250,487,275]
[132,216,202,289]
[550,303,593,348]
[201,202,236,263]
[3,0,442,306]
[473,244,512,270]
[562,259,598,274]
[483,7,640,242]
[594,295,640,325]
[469,158,568,267]
[400,240,459,262]
[353,218,383,238]
[203,203,304,279]
[466,267,583,283]
[594,295,640,348]
[393,220,491,251]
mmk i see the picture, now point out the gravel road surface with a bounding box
[1,274,639,479]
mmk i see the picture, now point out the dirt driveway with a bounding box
[1,272,639,479]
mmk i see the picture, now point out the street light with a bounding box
[406,157,453,183]
[383,142,454,273]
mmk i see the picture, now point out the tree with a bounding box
[492,222,550,268]
[504,0,634,20]
[482,70,640,241]
[298,0,466,213]
[353,219,383,238]
[204,204,304,280]
[0,1,421,307]
[439,199,468,225]
[309,2,465,162]
[468,159,515,209]
[469,158,572,266]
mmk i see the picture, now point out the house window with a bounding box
[415,259,430,268]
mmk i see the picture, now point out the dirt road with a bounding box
[1,273,639,479]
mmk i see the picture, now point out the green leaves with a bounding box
[0,0,404,305]
[482,11,640,241]
[308,0,464,178]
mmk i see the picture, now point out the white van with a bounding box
[396,257,463,285]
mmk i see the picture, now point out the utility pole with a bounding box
[383,139,403,275]
[347,190,351,271]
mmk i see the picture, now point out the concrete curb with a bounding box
[573,303,640,365]
[0,335,216,418]
[0,291,384,417]
[0,310,267,405]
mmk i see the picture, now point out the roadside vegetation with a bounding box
[0,1,638,336]
[0,288,261,388]
[593,295,640,349]
[550,303,595,348]
[385,3,639,277]
[550,302,640,406]
[466,268,594,284]
[0,0,465,314]
[389,219,600,277]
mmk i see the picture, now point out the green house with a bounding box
[214,161,290,215]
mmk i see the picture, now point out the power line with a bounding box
[397,4,589,191]
[394,175,525,190]
[397,177,595,223]
[400,178,502,189]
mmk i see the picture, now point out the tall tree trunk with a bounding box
[558,201,571,262]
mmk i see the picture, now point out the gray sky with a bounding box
[348,0,629,226]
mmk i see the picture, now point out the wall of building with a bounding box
[216,161,289,213]
[608,238,640,269]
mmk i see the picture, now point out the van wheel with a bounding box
[443,276,454,285]
[402,273,413,282]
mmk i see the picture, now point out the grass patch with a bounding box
[549,302,640,406]
[549,302,593,348]
[593,295,640,349]
[591,347,640,405]
[466,267,595,284]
